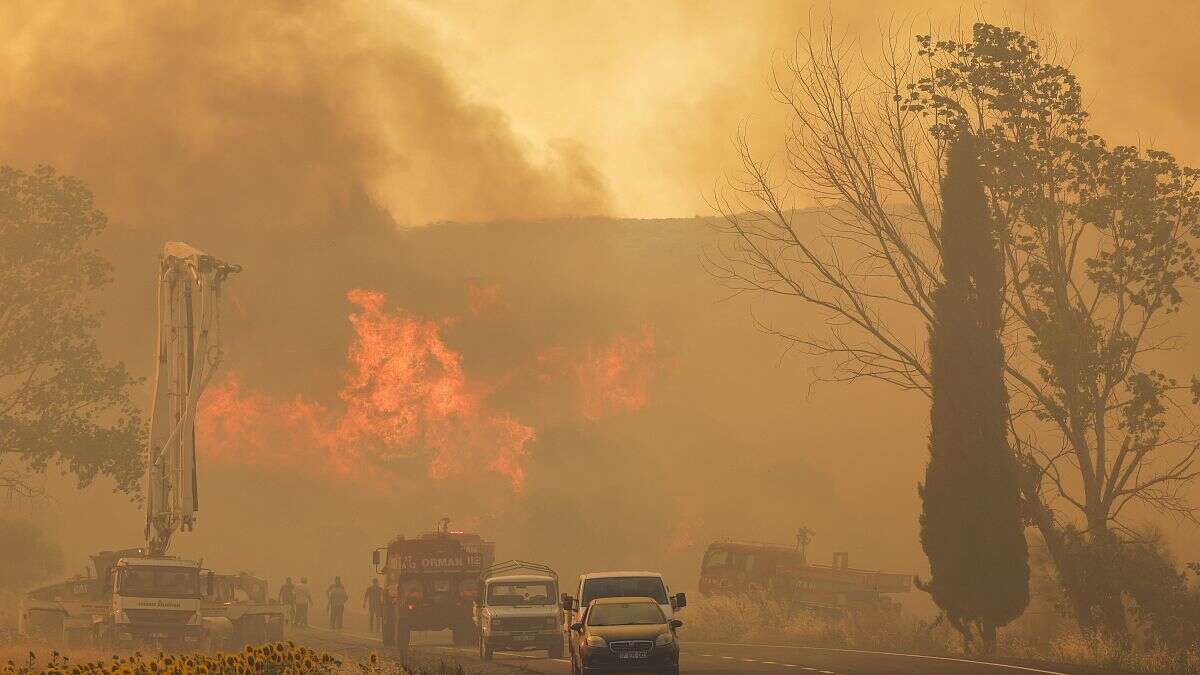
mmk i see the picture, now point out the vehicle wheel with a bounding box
[548,640,564,659]
[395,620,411,654]
[479,635,493,661]
[382,607,395,647]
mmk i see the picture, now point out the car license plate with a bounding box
[618,651,648,659]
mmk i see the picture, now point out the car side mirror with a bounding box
[674,592,687,609]
[570,622,583,632]
[669,619,683,629]
[371,550,381,566]
[562,595,575,611]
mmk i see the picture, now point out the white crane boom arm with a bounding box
[145,242,240,557]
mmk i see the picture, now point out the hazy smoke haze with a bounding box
[2,0,1199,614]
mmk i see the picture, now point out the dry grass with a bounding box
[683,594,1200,675]
[682,593,959,654]
[1040,632,1200,675]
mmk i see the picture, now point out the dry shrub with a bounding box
[1047,632,1200,675]
[682,593,957,654]
[686,593,1200,675]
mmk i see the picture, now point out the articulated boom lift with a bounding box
[145,242,241,556]
[22,243,288,650]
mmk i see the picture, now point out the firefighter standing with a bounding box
[327,576,349,630]
[293,577,312,628]
[363,578,383,632]
[279,577,295,625]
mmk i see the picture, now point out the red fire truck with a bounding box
[698,530,911,616]
[372,519,496,651]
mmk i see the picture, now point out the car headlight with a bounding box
[544,616,557,627]
[585,635,607,648]
[655,632,675,646]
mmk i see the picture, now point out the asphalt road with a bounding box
[297,627,1125,675]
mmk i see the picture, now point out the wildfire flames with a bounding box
[538,327,659,421]
[466,280,503,316]
[198,289,534,489]
[198,289,660,491]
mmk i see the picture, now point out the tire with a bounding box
[382,607,395,647]
[395,620,411,654]
[479,635,493,661]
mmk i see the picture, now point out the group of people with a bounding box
[277,577,314,627]
[276,576,386,632]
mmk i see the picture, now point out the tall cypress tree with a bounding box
[918,132,1029,653]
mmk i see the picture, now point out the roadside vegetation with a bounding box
[683,591,1200,675]
[712,13,1200,665]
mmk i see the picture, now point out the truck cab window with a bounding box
[487,581,554,606]
[702,549,731,569]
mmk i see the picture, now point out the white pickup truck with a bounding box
[474,560,564,660]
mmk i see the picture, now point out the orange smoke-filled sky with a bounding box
[0,1,1195,225]
[419,0,1200,219]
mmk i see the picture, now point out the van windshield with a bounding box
[581,577,667,605]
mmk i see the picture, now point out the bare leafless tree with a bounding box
[712,18,1200,635]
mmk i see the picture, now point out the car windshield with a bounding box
[581,577,668,605]
[587,602,665,626]
[116,566,200,599]
[487,581,555,606]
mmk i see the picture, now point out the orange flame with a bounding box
[539,327,659,420]
[197,289,535,490]
[466,280,503,316]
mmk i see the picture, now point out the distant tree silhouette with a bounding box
[713,21,1200,638]
[918,132,1029,653]
[0,518,62,591]
[0,165,144,498]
